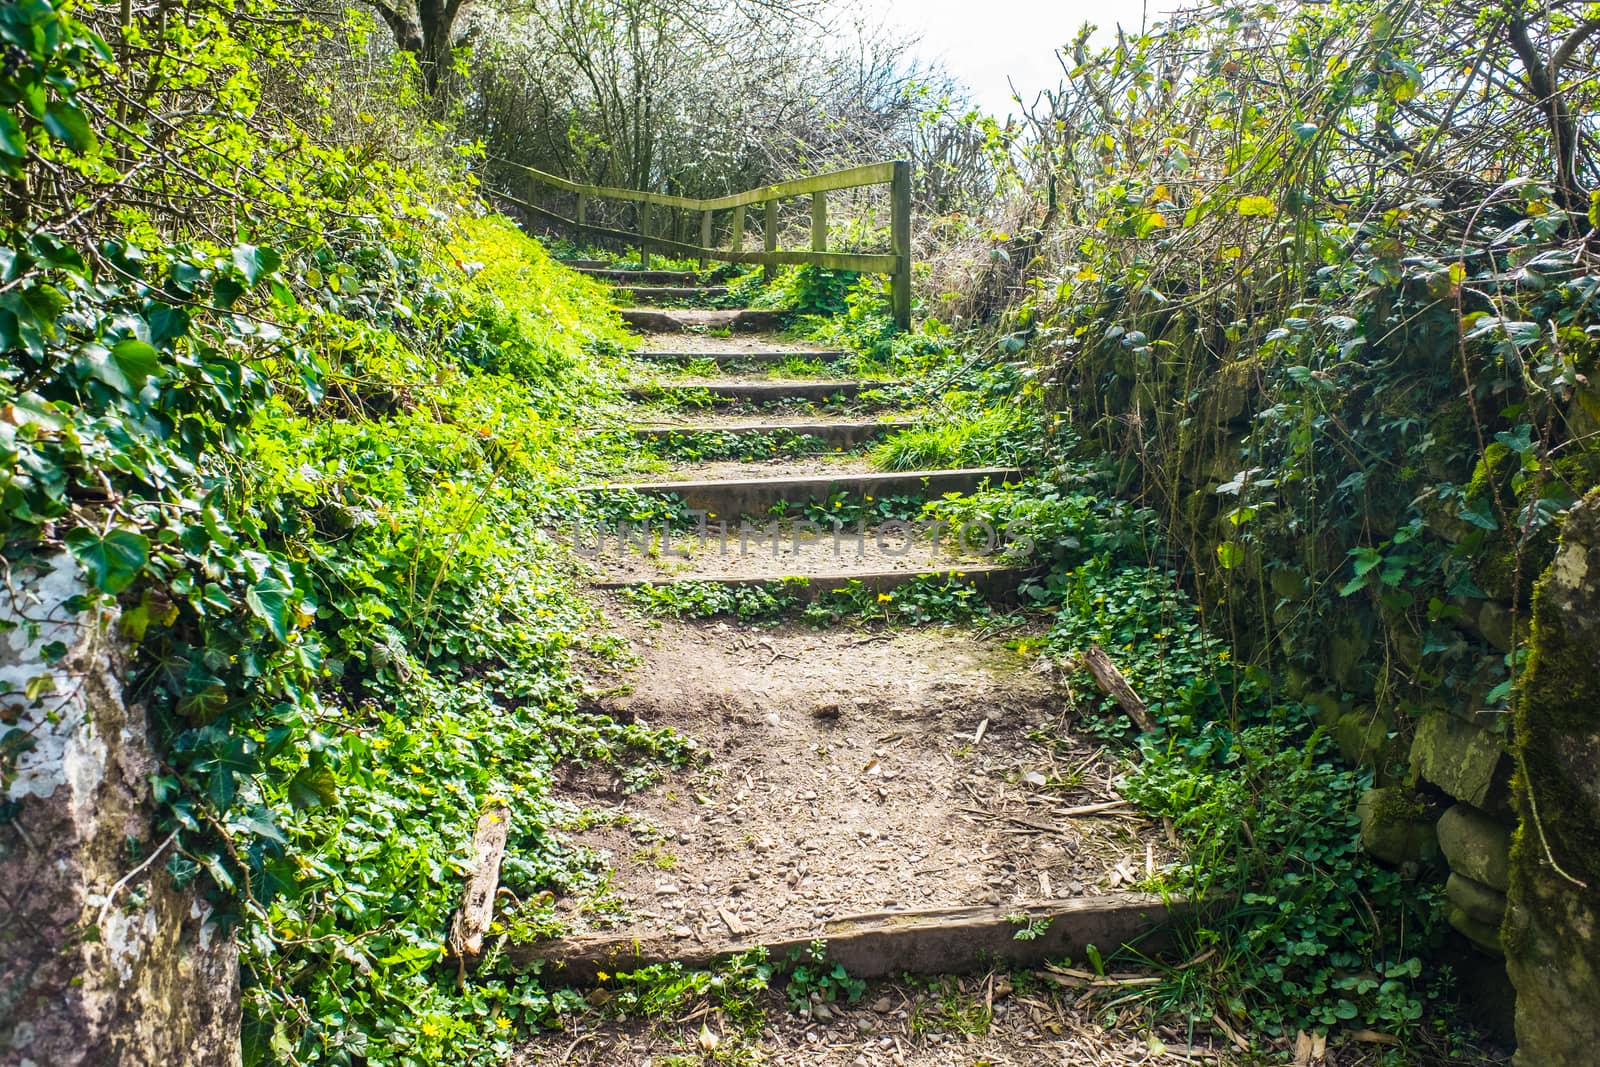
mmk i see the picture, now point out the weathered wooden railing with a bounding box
[501,160,912,329]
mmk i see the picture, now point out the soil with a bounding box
[513,977,1244,1066]
[548,614,1172,947]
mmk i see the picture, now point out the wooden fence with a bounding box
[500,160,912,329]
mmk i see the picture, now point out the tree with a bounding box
[366,0,473,98]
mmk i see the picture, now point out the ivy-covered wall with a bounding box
[1042,271,1599,1056]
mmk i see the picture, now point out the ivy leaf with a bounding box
[66,527,150,594]
[42,101,96,152]
[110,338,160,389]
[287,765,339,810]
[1237,196,1278,218]
[0,110,23,158]
[245,575,296,643]
[232,244,282,287]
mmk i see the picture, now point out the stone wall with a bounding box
[1,554,240,1067]
[1502,490,1600,1067]
[1067,333,1600,1059]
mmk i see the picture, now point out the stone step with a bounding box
[508,893,1194,984]
[560,259,610,270]
[631,419,913,449]
[633,349,851,365]
[623,285,730,304]
[625,379,894,405]
[591,565,1029,600]
[577,465,1023,514]
[579,268,702,285]
[620,308,783,333]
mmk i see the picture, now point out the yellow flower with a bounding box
[877,593,893,602]
[495,1017,513,1031]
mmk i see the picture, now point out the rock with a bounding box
[811,702,842,720]
[1503,489,1600,1066]
[1409,712,1509,812]
[1333,709,1393,769]
[871,997,893,1013]
[1357,787,1439,867]
[1447,903,1505,956]
[0,554,240,1066]
[1446,873,1507,928]
[1476,599,1515,653]
[1436,804,1512,892]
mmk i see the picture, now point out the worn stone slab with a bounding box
[509,893,1195,984]
[580,466,1023,515]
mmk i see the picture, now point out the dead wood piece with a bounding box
[1081,645,1156,733]
[449,805,511,959]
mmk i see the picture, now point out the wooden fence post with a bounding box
[811,191,827,252]
[700,209,713,270]
[731,205,745,252]
[640,201,652,270]
[890,160,912,331]
[763,199,779,283]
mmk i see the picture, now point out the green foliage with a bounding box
[783,940,865,1012]
[871,408,1032,470]
[646,428,830,463]
[0,5,700,1063]
[620,579,807,620]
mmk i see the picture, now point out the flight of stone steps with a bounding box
[567,261,1033,604]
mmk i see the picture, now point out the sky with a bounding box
[848,0,1164,119]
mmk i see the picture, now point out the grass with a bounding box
[871,408,1028,471]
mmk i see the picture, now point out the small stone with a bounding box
[871,997,892,1013]
[855,1017,876,1034]
[672,926,693,938]
[812,702,842,720]
[786,869,801,886]
[1023,770,1048,788]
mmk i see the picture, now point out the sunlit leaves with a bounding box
[65,527,150,594]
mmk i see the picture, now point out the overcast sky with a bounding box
[847,0,1164,118]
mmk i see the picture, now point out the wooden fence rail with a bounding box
[499,160,912,330]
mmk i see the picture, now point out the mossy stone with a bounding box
[1504,489,1600,1066]
[1447,903,1506,956]
[1445,872,1507,927]
[1436,804,1512,892]
[1408,712,1509,813]
[1357,787,1438,867]
[1334,709,1393,769]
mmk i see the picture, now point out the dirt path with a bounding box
[515,283,1196,1063]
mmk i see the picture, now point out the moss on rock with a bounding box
[1503,489,1600,1066]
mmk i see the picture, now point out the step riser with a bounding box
[624,287,729,304]
[580,269,701,285]
[561,259,609,270]
[581,468,1022,515]
[594,567,1029,601]
[632,422,912,449]
[620,308,783,333]
[626,382,875,404]
[634,350,851,365]
[509,893,1195,984]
